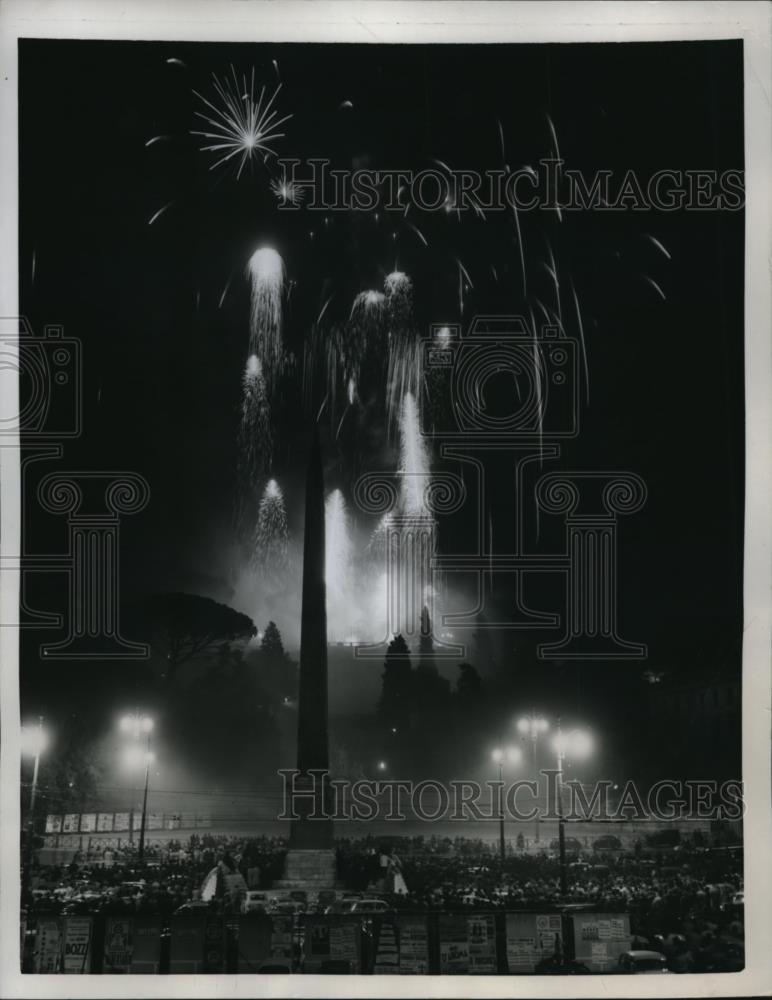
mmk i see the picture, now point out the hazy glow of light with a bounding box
[325,489,354,641]
[21,726,48,758]
[553,728,594,760]
[398,392,429,515]
[123,746,155,770]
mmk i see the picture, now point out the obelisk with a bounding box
[277,428,336,889]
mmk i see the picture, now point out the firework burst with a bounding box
[247,247,285,389]
[270,173,305,206]
[253,477,289,575]
[192,66,292,178]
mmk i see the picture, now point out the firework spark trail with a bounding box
[544,240,561,322]
[316,295,333,326]
[645,234,672,259]
[253,478,289,575]
[571,280,590,404]
[148,202,173,226]
[218,274,233,309]
[404,220,428,247]
[528,307,544,537]
[145,135,172,147]
[511,205,527,297]
[325,489,354,640]
[642,275,667,300]
[247,247,285,390]
[192,67,292,178]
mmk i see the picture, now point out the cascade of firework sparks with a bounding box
[247,247,285,390]
[253,477,289,575]
[236,355,272,532]
[325,489,354,641]
[398,391,432,518]
[384,271,422,438]
[322,289,388,429]
[347,290,387,388]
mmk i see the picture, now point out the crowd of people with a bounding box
[22,832,743,972]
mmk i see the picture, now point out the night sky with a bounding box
[18,38,744,792]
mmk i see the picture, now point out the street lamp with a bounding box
[123,746,156,863]
[21,719,48,817]
[516,712,549,842]
[118,712,154,848]
[21,717,48,894]
[119,713,154,739]
[551,721,594,895]
[491,745,522,862]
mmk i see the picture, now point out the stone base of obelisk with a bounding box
[273,848,339,892]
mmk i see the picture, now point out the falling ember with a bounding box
[192,67,292,178]
[247,246,285,387]
[218,275,232,309]
[644,234,672,259]
[148,202,173,226]
[347,377,356,405]
[570,281,590,403]
[253,477,289,574]
[642,275,667,300]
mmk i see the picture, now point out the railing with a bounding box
[23,908,634,975]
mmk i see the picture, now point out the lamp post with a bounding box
[491,746,522,862]
[516,712,549,843]
[551,721,593,897]
[21,718,48,893]
[137,747,155,864]
[118,712,153,844]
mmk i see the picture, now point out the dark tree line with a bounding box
[377,608,485,775]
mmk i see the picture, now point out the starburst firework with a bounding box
[192,66,292,178]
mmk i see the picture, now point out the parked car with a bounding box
[346,898,392,916]
[241,891,269,914]
[617,950,670,974]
